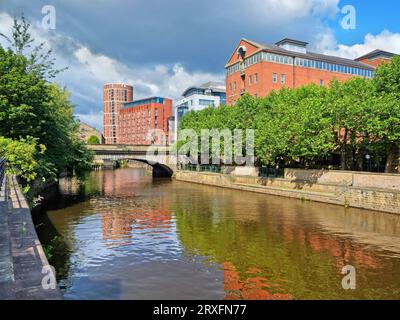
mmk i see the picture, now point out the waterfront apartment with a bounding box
[103,84,134,144]
[225,38,394,105]
[174,81,226,142]
[119,97,173,146]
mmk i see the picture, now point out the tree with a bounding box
[327,78,376,170]
[0,14,66,79]
[88,135,100,144]
[372,56,400,173]
[0,16,93,187]
[0,136,44,185]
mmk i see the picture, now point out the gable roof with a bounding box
[355,49,396,61]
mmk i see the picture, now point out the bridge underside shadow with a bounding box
[120,159,173,178]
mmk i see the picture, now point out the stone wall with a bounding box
[0,176,62,299]
[175,169,400,215]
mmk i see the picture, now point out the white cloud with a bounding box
[319,29,400,59]
[0,12,223,130]
[250,0,339,21]
[75,112,103,130]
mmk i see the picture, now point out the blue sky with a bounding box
[0,0,399,129]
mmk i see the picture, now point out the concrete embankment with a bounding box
[174,168,400,215]
[0,176,62,300]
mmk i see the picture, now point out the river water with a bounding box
[35,168,400,300]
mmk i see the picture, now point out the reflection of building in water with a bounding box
[223,262,292,300]
[99,169,152,197]
[102,209,173,247]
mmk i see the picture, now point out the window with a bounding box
[273,73,278,84]
[320,79,325,87]
[234,82,237,91]
[249,75,252,85]
[229,83,232,91]
[281,74,285,84]
[254,73,259,83]
[199,99,215,106]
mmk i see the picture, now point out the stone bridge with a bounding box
[87,144,177,177]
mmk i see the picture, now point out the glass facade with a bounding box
[226,51,375,78]
[124,97,165,108]
[177,102,189,123]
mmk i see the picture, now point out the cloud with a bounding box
[319,29,400,59]
[0,11,223,130]
[2,1,398,131]
[251,0,339,20]
[75,112,103,131]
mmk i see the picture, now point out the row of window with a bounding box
[107,89,129,101]
[228,73,327,94]
[199,99,216,106]
[226,51,374,78]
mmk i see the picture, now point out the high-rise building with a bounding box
[225,38,393,105]
[103,84,133,144]
[119,97,173,145]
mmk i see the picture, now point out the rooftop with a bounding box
[123,97,170,108]
[355,49,396,61]
[226,38,376,70]
[275,38,309,47]
[182,81,226,97]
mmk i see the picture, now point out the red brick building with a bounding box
[119,97,173,145]
[103,84,133,144]
[225,38,383,105]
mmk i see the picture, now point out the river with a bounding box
[35,168,400,300]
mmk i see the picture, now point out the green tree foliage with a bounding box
[87,135,100,145]
[0,136,43,184]
[178,59,400,172]
[371,56,400,172]
[0,16,93,188]
[0,15,66,78]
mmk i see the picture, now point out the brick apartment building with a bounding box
[119,97,173,145]
[103,83,173,145]
[225,38,394,105]
[103,84,133,144]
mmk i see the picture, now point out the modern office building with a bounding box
[225,38,392,105]
[103,84,133,144]
[174,81,226,142]
[119,97,173,145]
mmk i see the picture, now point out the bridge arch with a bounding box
[88,145,176,178]
[118,158,173,178]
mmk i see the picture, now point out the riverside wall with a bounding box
[0,176,62,300]
[174,168,400,215]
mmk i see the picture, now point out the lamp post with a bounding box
[365,154,371,172]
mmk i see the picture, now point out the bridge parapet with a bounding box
[87,144,176,177]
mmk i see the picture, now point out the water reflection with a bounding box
[36,169,400,300]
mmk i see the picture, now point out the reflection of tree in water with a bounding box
[172,186,400,300]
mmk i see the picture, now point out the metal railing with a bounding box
[180,164,222,173]
[259,167,284,179]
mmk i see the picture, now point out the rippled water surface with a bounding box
[36,168,400,300]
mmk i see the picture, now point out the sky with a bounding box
[0,0,400,130]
